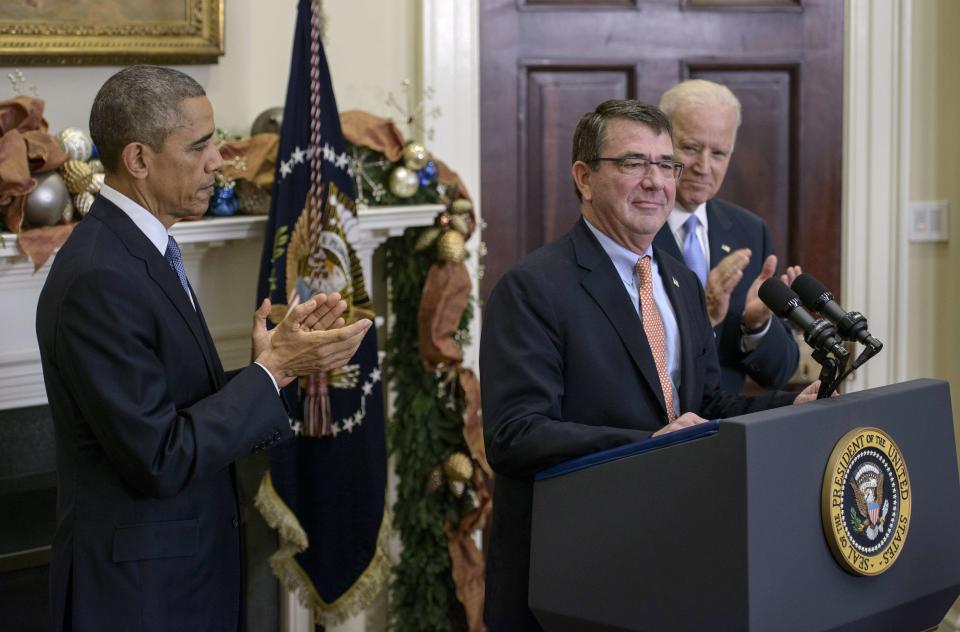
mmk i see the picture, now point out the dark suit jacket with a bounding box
[480,218,794,630]
[653,198,799,393]
[36,197,292,632]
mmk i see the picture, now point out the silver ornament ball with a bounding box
[57,127,94,162]
[25,172,72,228]
[250,107,284,136]
[388,166,420,198]
[402,142,430,170]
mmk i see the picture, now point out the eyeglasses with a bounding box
[591,156,684,180]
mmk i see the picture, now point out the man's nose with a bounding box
[689,150,710,174]
[640,167,666,190]
[207,147,225,172]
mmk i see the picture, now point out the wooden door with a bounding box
[480,0,843,298]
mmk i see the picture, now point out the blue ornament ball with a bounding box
[418,160,438,186]
[207,185,239,216]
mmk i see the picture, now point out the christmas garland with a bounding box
[341,110,490,631]
[385,229,475,630]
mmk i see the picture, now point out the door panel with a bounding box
[524,66,633,249]
[480,0,843,298]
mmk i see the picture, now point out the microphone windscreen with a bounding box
[791,273,831,308]
[758,278,799,316]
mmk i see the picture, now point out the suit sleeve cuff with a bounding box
[254,362,280,394]
[739,318,772,352]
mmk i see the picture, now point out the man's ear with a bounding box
[571,161,594,202]
[119,142,150,180]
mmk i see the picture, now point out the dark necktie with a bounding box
[164,235,193,307]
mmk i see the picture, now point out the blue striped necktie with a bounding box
[164,235,193,306]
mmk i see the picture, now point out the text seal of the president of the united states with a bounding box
[821,427,911,576]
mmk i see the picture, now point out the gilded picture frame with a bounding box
[0,0,223,65]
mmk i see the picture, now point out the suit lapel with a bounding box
[573,220,668,417]
[655,250,699,414]
[706,199,736,268]
[88,198,222,389]
[653,222,683,262]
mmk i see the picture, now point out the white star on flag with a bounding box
[279,160,293,178]
[291,146,306,164]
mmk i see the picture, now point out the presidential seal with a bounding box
[821,427,911,576]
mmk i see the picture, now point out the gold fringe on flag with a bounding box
[254,472,392,626]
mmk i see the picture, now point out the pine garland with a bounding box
[385,227,475,631]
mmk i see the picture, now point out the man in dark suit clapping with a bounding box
[654,79,801,394]
[36,65,371,632]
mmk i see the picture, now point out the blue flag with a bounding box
[254,0,388,624]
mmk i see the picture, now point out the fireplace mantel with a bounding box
[0,205,440,411]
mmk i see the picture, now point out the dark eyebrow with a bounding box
[190,131,214,147]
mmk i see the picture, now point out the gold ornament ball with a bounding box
[443,452,474,483]
[402,142,430,170]
[437,229,466,263]
[60,160,94,194]
[388,166,420,198]
[87,172,105,195]
[451,198,473,213]
[57,127,94,162]
[449,215,469,235]
[73,191,95,217]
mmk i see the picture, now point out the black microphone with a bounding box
[791,273,883,351]
[758,278,848,359]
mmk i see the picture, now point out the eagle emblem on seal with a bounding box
[849,463,890,541]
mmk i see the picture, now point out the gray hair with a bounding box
[571,99,673,201]
[659,79,742,128]
[89,65,206,173]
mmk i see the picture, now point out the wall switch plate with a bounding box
[909,200,949,243]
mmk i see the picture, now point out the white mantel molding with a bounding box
[0,206,440,411]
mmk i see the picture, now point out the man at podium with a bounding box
[480,99,818,630]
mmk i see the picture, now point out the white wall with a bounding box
[0,0,419,138]
[908,0,960,419]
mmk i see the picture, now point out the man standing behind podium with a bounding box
[654,79,800,393]
[480,100,817,630]
[36,66,371,632]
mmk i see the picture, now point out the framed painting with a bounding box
[0,0,223,65]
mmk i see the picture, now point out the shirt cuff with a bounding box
[254,362,281,394]
[739,318,772,352]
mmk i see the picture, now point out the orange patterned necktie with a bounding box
[636,255,677,422]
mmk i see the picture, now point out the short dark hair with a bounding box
[571,100,673,200]
[89,65,206,173]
